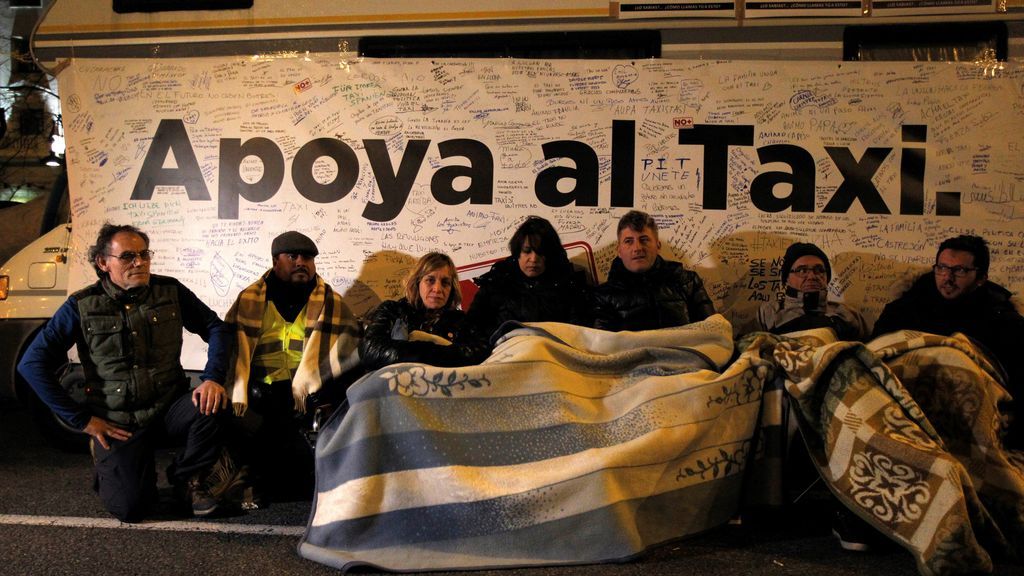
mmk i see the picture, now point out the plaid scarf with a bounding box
[225,270,361,415]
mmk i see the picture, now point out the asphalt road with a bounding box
[1,399,1021,576]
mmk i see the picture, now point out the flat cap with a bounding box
[271,231,319,257]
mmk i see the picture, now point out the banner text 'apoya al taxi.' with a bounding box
[131,119,957,221]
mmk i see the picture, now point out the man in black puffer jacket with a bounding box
[593,210,716,331]
[873,234,1024,448]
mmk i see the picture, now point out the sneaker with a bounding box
[832,509,874,552]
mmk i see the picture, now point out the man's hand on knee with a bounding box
[192,380,228,415]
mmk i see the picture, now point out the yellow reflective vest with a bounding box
[251,302,306,385]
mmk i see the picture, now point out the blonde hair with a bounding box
[403,252,463,310]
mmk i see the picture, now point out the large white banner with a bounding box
[60,56,1024,365]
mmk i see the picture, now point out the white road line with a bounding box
[0,514,305,536]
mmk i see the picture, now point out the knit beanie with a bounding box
[780,242,831,284]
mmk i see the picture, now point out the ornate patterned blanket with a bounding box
[747,328,1024,576]
[299,315,775,571]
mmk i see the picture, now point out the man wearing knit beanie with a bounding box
[757,241,866,341]
[758,241,873,553]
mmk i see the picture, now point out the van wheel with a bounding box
[22,367,89,454]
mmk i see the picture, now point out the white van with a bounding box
[0,224,71,397]
[0,224,86,447]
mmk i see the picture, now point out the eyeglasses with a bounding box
[106,250,154,264]
[790,265,827,277]
[933,264,976,278]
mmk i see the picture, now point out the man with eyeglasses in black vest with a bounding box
[18,223,237,522]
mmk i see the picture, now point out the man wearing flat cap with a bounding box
[224,231,361,501]
[757,241,866,341]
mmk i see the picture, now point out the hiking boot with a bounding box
[203,448,249,506]
[176,449,247,517]
[186,474,218,517]
[832,509,876,552]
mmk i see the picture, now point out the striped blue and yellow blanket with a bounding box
[299,315,775,571]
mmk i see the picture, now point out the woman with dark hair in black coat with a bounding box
[467,216,591,339]
[360,252,489,371]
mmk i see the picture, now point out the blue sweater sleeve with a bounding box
[16,297,92,430]
[176,281,229,386]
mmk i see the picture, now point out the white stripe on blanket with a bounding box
[492,315,735,368]
[312,428,752,527]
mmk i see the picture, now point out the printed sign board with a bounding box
[59,56,1024,366]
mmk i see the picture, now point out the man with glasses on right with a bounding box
[873,235,1023,435]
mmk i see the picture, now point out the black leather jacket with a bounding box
[359,298,490,371]
[466,257,591,339]
[593,256,716,332]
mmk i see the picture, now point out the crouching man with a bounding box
[18,223,235,522]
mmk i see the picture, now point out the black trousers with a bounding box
[231,381,314,500]
[91,393,225,523]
